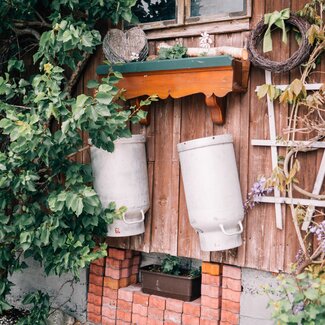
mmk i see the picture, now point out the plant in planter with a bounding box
[141,255,201,301]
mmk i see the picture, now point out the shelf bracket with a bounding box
[205,95,226,125]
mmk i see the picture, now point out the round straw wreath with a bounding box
[247,14,311,73]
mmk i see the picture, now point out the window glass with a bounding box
[133,0,176,23]
[190,0,246,17]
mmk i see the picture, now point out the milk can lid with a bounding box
[177,134,233,153]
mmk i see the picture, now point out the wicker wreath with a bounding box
[247,14,311,73]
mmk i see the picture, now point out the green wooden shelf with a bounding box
[96,55,233,75]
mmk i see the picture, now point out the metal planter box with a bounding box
[141,265,201,301]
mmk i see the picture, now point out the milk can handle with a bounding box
[219,221,243,236]
[123,209,145,225]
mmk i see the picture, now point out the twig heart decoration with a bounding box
[103,27,148,63]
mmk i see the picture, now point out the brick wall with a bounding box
[87,248,242,325]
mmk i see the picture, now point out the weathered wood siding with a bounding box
[78,0,323,273]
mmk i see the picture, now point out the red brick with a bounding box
[106,257,122,269]
[118,299,132,312]
[90,263,105,275]
[132,303,148,316]
[221,299,240,314]
[121,258,133,268]
[116,320,131,325]
[132,264,139,275]
[219,322,232,325]
[118,284,141,301]
[164,310,182,323]
[202,262,221,276]
[201,296,220,309]
[103,287,118,299]
[166,298,183,313]
[104,277,119,289]
[87,303,101,315]
[133,255,141,266]
[102,305,117,319]
[147,319,163,325]
[149,295,166,310]
[121,267,132,278]
[223,265,241,280]
[103,276,131,289]
[89,273,103,286]
[106,266,121,279]
[201,306,220,320]
[202,274,221,286]
[222,289,241,302]
[148,307,164,320]
[134,291,150,306]
[92,257,105,267]
[87,312,101,324]
[182,314,200,325]
[221,310,239,324]
[87,293,102,305]
[88,283,103,296]
[116,309,132,322]
[201,284,221,298]
[164,322,180,325]
[222,277,242,292]
[183,298,201,317]
[102,316,116,325]
[129,274,138,284]
[109,248,126,260]
[132,313,147,324]
[200,318,219,325]
[102,296,117,308]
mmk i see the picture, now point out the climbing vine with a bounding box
[0,0,157,322]
[248,1,325,323]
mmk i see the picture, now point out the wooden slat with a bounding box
[149,98,180,255]
[209,31,246,265]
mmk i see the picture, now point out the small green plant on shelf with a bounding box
[158,44,188,60]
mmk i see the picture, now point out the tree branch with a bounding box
[64,52,92,96]
[13,20,51,28]
[13,27,40,40]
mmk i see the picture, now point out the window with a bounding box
[132,0,251,30]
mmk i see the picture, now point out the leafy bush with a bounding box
[267,270,325,324]
[0,0,156,320]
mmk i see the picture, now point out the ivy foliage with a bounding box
[267,270,325,324]
[0,0,156,319]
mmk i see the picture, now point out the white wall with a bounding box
[8,258,87,322]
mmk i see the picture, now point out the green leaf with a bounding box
[305,288,319,300]
[96,92,113,105]
[257,84,270,99]
[87,80,99,89]
[76,94,90,108]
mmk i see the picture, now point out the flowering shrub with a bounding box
[267,270,325,324]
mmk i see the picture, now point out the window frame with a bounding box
[134,0,251,31]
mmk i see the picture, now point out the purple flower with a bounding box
[244,177,273,211]
[295,248,305,267]
[310,220,325,254]
[293,301,304,314]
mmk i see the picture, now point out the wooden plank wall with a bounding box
[78,0,324,273]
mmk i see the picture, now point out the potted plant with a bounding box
[141,255,201,301]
